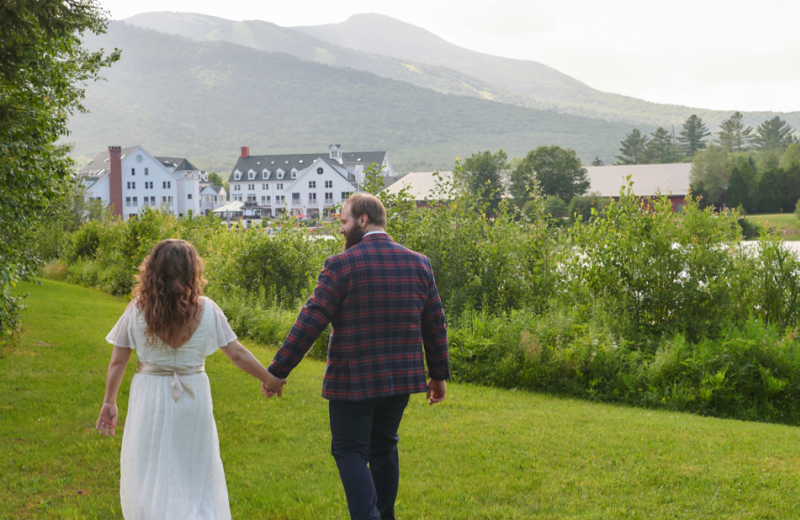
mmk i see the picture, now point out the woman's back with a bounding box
[107,296,235,369]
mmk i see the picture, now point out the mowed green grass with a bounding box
[3,280,800,519]
[745,213,800,240]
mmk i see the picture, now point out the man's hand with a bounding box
[262,371,287,398]
[427,379,446,405]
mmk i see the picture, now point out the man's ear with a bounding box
[359,214,369,227]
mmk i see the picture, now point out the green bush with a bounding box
[567,194,612,223]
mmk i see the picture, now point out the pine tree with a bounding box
[725,160,756,213]
[677,115,711,159]
[591,157,604,166]
[754,116,796,151]
[644,127,679,164]
[615,129,648,165]
[717,112,753,152]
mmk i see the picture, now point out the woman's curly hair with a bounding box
[132,239,207,348]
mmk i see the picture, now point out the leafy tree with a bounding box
[717,111,754,152]
[677,115,711,158]
[540,196,568,219]
[591,157,604,166]
[755,116,797,151]
[512,146,589,201]
[780,143,800,171]
[458,150,507,211]
[725,159,757,213]
[360,162,387,195]
[0,0,119,336]
[567,193,612,223]
[615,129,648,165]
[689,144,730,206]
[644,127,680,164]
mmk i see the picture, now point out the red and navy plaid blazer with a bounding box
[268,232,449,401]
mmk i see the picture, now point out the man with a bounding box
[263,192,449,520]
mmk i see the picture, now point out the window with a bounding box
[308,193,317,201]
[248,184,255,191]
[234,170,242,180]
[247,195,256,203]
[248,170,255,180]
[162,181,171,189]
[127,181,136,189]
[234,184,241,191]
[317,167,324,174]
[132,197,138,207]
[131,168,135,176]
[262,184,267,190]
[145,181,153,189]
[161,196,173,206]
[261,196,266,203]
[125,197,131,207]
[341,191,352,200]
[187,194,192,200]
[234,196,243,202]
[266,195,271,203]
[325,192,333,202]
[150,196,156,206]
[145,168,149,176]
[291,169,297,179]
[275,195,285,204]
[292,193,300,202]
[277,169,284,179]
[277,183,283,190]
[309,181,316,189]
[262,170,271,179]
[325,180,333,188]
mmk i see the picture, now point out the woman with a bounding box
[96,239,285,519]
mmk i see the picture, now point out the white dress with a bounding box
[106,296,237,520]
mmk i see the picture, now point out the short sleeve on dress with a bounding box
[210,299,237,351]
[106,301,137,348]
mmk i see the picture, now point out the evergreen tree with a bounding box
[512,146,589,202]
[460,150,507,210]
[717,111,754,152]
[754,116,796,151]
[644,127,680,164]
[725,160,756,213]
[591,157,604,166]
[615,129,648,165]
[756,169,784,213]
[689,144,730,206]
[677,115,711,159]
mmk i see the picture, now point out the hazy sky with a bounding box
[100,0,800,113]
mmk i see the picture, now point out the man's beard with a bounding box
[344,225,366,250]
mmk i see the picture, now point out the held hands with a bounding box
[261,371,287,398]
[96,402,118,437]
[427,379,446,405]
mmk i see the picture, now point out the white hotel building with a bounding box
[227,145,397,218]
[80,146,208,219]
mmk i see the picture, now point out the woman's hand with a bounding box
[262,371,286,398]
[96,402,119,437]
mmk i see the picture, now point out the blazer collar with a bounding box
[362,232,392,242]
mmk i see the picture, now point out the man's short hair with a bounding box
[343,193,386,227]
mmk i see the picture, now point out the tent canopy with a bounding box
[211,201,244,213]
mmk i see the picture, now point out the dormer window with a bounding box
[262,169,271,179]
[234,169,242,180]
[248,169,256,180]
[291,168,297,179]
[277,168,284,180]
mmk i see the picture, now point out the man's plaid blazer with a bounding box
[268,232,450,401]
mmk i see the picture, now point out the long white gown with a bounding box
[106,296,237,520]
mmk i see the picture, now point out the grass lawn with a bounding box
[3,280,800,519]
[745,213,800,240]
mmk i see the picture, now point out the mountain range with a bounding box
[67,13,799,173]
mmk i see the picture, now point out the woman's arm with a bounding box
[96,345,132,437]
[221,339,286,397]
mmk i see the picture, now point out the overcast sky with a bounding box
[100,0,800,113]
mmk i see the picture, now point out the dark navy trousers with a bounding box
[329,394,411,520]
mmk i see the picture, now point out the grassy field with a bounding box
[745,213,800,240]
[3,280,800,519]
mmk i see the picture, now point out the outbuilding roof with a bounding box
[585,163,692,198]
[382,171,454,200]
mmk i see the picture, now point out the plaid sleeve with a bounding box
[421,259,450,381]
[268,257,342,379]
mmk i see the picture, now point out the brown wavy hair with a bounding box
[132,239,207,348]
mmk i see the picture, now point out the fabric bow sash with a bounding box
[137,362,205,402]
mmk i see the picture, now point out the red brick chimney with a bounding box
[108,146,123,217]
[241,146,250,159]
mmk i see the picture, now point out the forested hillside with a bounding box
[71,22,638,172]
[126,12,800,130]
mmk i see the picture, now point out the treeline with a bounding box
[615,112,798,166]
